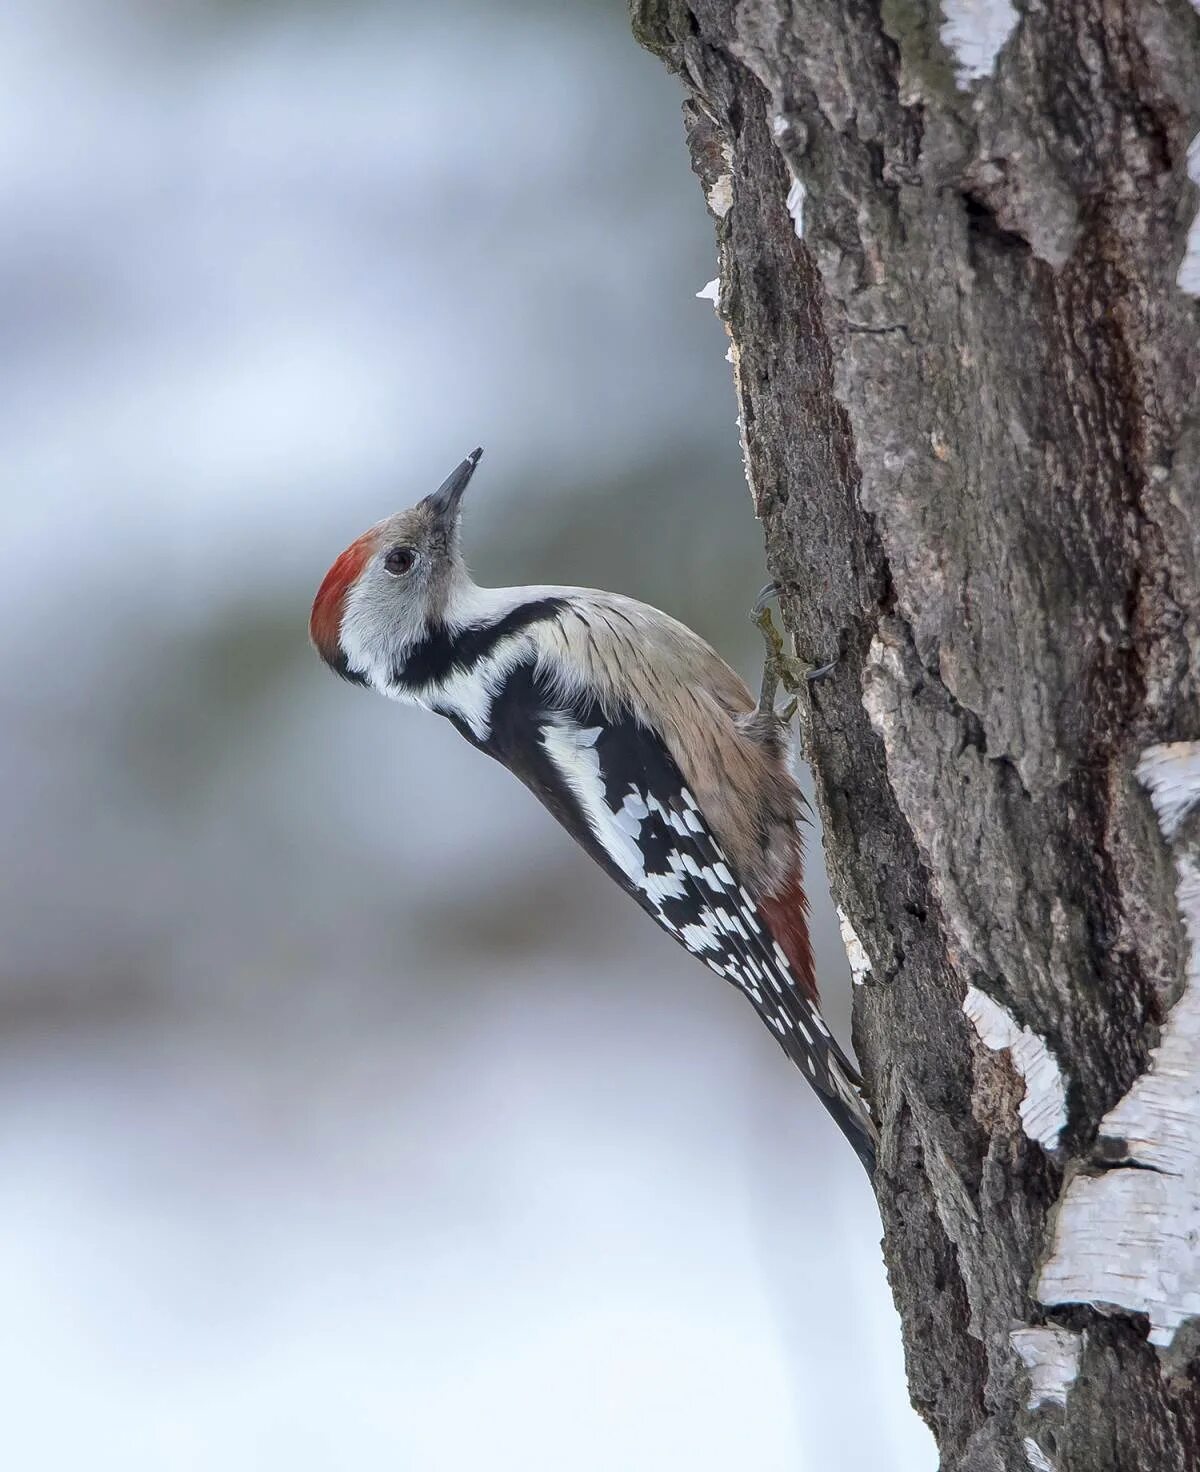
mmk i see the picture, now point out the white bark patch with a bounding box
[706,174,734,219]
[724,335,756,498]
[939,0,1018,85]
[1039,1159,1200,1346]
[1139,741,1200,840]
[1179,132,1200,298]
[837,907,873,985]
[862,632,906,744]
[1037,746,1200,1347]
[1105,861,1200,1177]
[1023,1438,1056,1472]
[704,142,735,219]
[963,987,1068,1150]
[1009,1325,1080,1409]
[785,176,806,238]
[770,113,808,239]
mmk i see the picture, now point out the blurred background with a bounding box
[0,1,934,1467]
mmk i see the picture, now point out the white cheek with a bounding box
[338,572,429,692]
[337,614,376,682]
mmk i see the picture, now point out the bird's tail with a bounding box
[775,992,878,1177]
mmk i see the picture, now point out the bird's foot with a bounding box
[750,585,837,719]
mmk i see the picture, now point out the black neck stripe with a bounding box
[392,597,567,690]
[326,648,370,687]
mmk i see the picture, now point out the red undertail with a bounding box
[759,866,819,1005]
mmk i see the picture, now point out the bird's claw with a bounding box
[750,590,837,718]
[751,581,781,618]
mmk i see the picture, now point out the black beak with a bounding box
[422,446,483,525]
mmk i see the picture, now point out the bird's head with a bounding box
[309,446,482,686]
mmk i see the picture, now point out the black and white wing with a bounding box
[516,695,875,1171]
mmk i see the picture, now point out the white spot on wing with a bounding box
[680,918,722,954]
[613,788,650,840]
[807,1007,831,1039]
[643,870,688,905]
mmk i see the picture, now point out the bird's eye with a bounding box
[384,545,417,577]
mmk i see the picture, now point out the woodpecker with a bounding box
[310,448,876,1171]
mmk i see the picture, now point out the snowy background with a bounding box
[0,1,934,1467]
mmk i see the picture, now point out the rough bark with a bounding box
[632,1,1200,1467]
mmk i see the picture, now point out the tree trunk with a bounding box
[632,1,1200,1467]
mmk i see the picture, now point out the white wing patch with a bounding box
[538,720,649,884]
[539,715,800,1024]
[537,713,873,1155]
